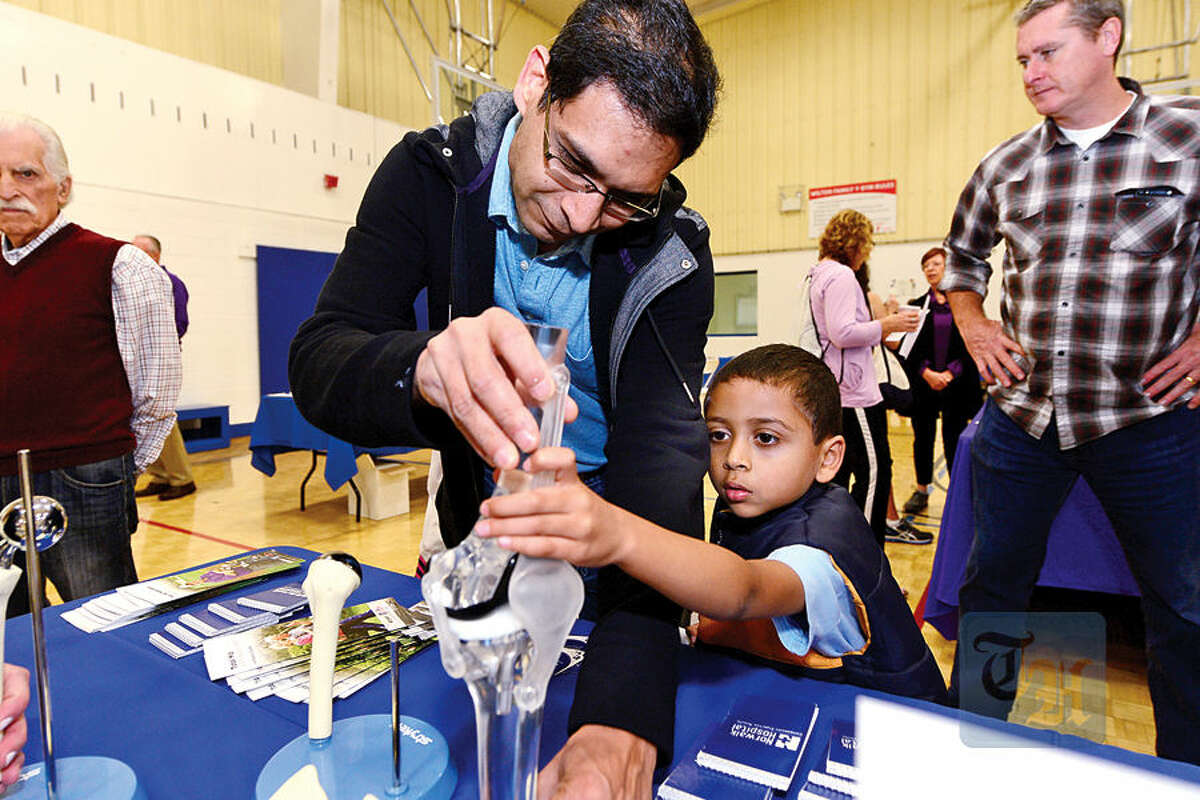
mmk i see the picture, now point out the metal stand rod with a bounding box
[390,639,404,794]
[17,450,55,800]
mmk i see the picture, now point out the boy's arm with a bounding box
[477,448,807,622]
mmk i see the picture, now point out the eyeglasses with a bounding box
[542,106,665,223]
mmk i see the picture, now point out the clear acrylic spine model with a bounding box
[421,324,584,800]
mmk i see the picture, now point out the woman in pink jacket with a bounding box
[808,209,919,547]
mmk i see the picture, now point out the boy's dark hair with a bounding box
[706,344,843,444]
[543,0,721,162]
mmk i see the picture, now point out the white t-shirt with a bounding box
[1059,91,1137,152]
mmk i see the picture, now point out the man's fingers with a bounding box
[1141,356,1174,385]
[441,370,522,469]
[449,325,542,455]
[982,352,1013,387]
[421,328,527,467]
[998,332,1026,358]
[562,395,579,424]
[536,760,561,800]
[485,308,556,403]
[1146,369,1200,406]
[1142,371,1175,401]
[417,310,577,467]
[973,355,997,385]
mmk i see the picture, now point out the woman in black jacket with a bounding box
[900,247,984,515]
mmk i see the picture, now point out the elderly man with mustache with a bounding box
[0,113,180,615]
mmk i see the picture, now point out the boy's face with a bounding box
[706,378,844,519]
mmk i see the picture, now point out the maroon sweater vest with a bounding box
[0,223,134,475]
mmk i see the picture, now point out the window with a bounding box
[708,271,757,335]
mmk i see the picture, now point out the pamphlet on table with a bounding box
[203,598,436,702]
[798,719,858,799]
[693,694,820,791]
[63,549,304,632]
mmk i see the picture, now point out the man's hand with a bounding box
[0,664,29,787]
[537,725,657,800]
[476,448,626,568]
[923,368,953,392]
[947,291,1026,387]
[1142,324,1200,409]
[414,308,577,469]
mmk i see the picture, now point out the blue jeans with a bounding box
[0,453,139,616]
[959,401,1200,763]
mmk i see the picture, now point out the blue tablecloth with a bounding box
[922,404,1140,640]
[249,393,411,490]
[8,548,1196,799]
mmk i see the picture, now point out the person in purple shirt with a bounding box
[132,234,196,500]
[808,209,919,548]
[900,247,983,516]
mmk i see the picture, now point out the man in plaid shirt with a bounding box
[943,0,1200,764]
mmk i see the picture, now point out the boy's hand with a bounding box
[476,448,628,568]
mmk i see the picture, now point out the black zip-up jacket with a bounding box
[289,91,714,762]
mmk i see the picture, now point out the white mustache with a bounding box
[0,198,36,213]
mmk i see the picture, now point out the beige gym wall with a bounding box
[6,0,286,86]
[680,0,1200,256]
[338,0,557,126]
[682,0,1197,255]
[5,0,556,127]
[8,0,1195,255]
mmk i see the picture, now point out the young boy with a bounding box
[476,344,947,702]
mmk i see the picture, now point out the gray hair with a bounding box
[1017,0,1125,61]
[0,112,72,202]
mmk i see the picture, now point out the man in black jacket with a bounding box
[289,0,720,795]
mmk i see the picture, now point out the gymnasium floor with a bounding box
[126,420,1157,757]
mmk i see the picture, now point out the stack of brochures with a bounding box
[149,596,280,659]
[657,694,820,800]
[236,581,308,615]
[798,719,858,800]
[62,550,305,633]
[202,598,436,702]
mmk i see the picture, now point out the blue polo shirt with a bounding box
[488,115,607,472]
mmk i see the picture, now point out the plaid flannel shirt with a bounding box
[942,79,1200,448]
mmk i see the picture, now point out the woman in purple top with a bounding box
[808,209,919,547]
[899,247,984,516]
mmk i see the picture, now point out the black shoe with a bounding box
[902,490,929,515]
[885,518,934,545]
[158,482,196,500]
[135,481,171,498]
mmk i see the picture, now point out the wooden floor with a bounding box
[127,419,1157,757]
